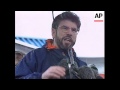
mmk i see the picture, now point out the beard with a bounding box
[55,35,75,50]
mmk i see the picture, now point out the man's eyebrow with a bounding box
[60,25,77,30]
[60,25,68,27]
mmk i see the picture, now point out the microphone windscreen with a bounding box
[77,66,96,79]
[57,58,69,69]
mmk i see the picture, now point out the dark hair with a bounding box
[52,11,81,31]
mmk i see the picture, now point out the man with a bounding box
[15,11,87,79]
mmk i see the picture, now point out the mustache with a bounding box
[62,36,73,42]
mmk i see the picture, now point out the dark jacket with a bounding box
[15,45,87,79]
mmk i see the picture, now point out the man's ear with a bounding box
[52,28,56,38]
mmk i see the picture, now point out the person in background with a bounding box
[15,51,25,66]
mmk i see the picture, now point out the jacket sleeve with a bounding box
[15,50,42,79]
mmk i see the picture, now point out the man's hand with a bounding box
[42,66,66,79]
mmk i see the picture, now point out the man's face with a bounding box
[52,20,78,50]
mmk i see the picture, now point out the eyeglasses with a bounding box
[58,25,79,34]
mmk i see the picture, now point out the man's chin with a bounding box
[62,44,72,49]
[60,41,74,49]
[63,46,69,49]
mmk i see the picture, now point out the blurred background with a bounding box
[15,11,105,78]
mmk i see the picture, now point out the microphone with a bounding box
[88,64,104,79]
[58,57,103,79]
[57,57,69,79]
[75,66,96,79]
[58,57,79,79]
[76,65,104,79]
[57,57,69,69]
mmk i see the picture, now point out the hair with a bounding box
[52,11,81,31]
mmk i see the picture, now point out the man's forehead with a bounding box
[59,20,77,29]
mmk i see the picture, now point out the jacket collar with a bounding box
[45,39,57,50]
[45,39,75,51]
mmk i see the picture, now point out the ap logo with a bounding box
[94,11,104,22]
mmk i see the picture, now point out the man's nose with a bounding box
[66,29,73,35]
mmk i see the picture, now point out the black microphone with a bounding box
[76,66,96,79]
[58,57,79,79]
[76,65,104,79]
[57,57,69,70]
[57,57,70,79]
[88,64,104,79]
[58,58,103,79]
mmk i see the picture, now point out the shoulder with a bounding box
[34,47,46,53]
[21,47,47,65]
[23,46,47,59]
